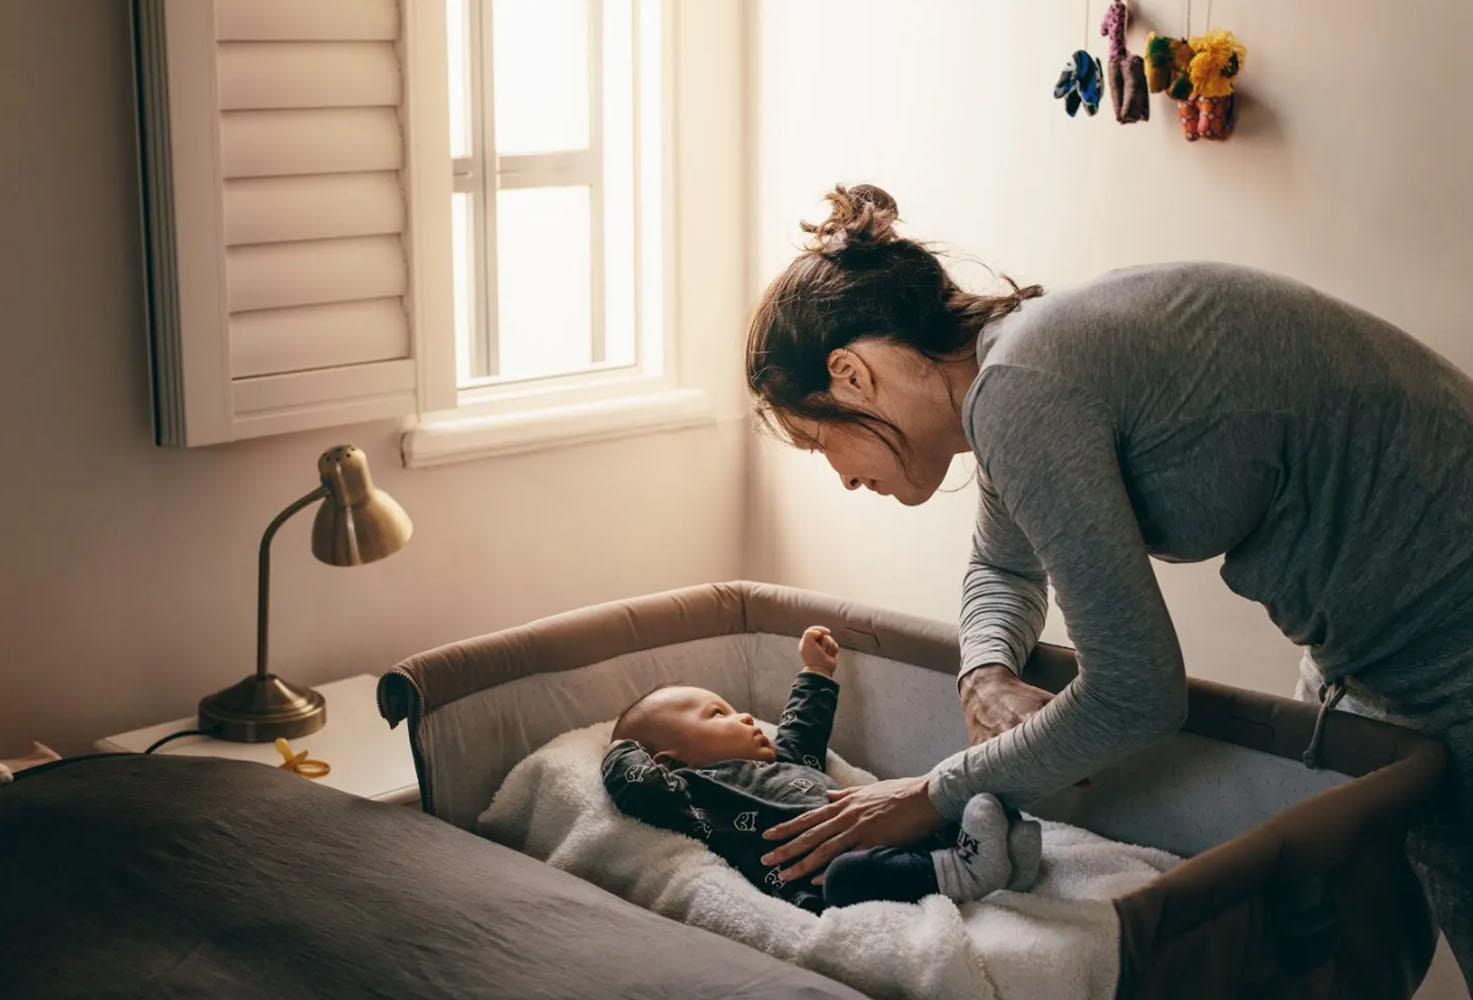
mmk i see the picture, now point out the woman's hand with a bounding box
[758,775,945,884]
[959,664,1054,746]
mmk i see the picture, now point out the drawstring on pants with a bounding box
[1302,680,1347,770]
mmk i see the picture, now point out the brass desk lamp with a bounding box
[198,445,412,742]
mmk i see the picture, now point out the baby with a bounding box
[601,626,1041,913]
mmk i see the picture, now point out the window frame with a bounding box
[400,0,724,469]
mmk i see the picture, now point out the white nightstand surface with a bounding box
[95,674,419,805]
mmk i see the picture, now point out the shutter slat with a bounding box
[224,172,404,246]
[230,298,409,378]
[217,41,401,110]
[232,359,416,416]
[215,0,398,42]
[220,108,402,179]
[227,235,406,312]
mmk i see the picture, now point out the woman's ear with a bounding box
[826,348,876,404]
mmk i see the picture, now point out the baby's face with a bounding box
[632,686,777,767]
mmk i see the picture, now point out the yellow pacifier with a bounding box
[273,737,331,779]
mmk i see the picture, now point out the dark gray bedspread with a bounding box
[0,755,865,999]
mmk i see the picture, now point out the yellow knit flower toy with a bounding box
[1188,30,1245,97]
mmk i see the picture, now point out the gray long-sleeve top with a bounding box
[928,262,1473,819]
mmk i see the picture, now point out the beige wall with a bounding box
[745,2,1472,994]
[0,1,746,756]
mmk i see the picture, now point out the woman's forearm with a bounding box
[960,563,1048,677]
[928,670,1187,819]
[961,493,1050,679]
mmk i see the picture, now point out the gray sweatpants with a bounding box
[1297,653,1473,993]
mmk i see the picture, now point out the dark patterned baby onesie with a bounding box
[602,671,844,913]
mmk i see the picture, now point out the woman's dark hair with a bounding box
[744,183,1042,462]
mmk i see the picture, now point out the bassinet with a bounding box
[377,581,1444,999]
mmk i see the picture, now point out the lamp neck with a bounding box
[256,485,330,681]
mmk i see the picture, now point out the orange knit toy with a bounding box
[1179,29,1246,141]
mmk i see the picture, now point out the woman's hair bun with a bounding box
[801,183,899,258]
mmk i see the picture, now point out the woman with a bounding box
[746,183,1473,987]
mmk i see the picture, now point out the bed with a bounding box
[377,580,1446,1000]
[0,752,864,999]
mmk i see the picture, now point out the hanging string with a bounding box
[1082,0,1092,49]
[1183,0,1212,37]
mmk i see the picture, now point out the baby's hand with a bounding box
[799,626,840,677]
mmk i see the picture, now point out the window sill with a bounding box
[399,387,715,468]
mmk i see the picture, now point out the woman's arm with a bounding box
[960,483,1050,681]
[761,366,1188,880]
[959,489,1056,742]
[928,365,1187,817]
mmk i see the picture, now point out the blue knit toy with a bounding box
[1053,49,1104,117]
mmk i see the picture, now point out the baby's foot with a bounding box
[931,793,1012,901]
[1005,815,1043,891]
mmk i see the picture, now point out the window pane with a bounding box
[446,0,471,159]
[491,0,589,155]
[496,186,591,378]
[452,193,475,384]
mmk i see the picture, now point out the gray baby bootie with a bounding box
[1005,815,1043,891]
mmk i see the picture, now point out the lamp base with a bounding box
[198,674,326,743]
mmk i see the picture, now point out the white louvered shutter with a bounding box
[135,0,454,446]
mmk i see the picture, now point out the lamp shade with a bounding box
[310,445,412,566]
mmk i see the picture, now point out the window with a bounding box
[134,0,730,458]
[445,0,666,400]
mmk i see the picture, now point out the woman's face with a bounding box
[801,419,939,506]
[778,340,972,507]
[802,340,973,505]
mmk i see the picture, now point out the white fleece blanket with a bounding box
[477,721,1179,1000]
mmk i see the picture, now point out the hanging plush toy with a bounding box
[1144,32,1193,99]
[1100,0,1148,124]
[1053,49,1104,117]
[1178,29,1246,140]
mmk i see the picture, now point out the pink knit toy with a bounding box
[1100,0,1149,124]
